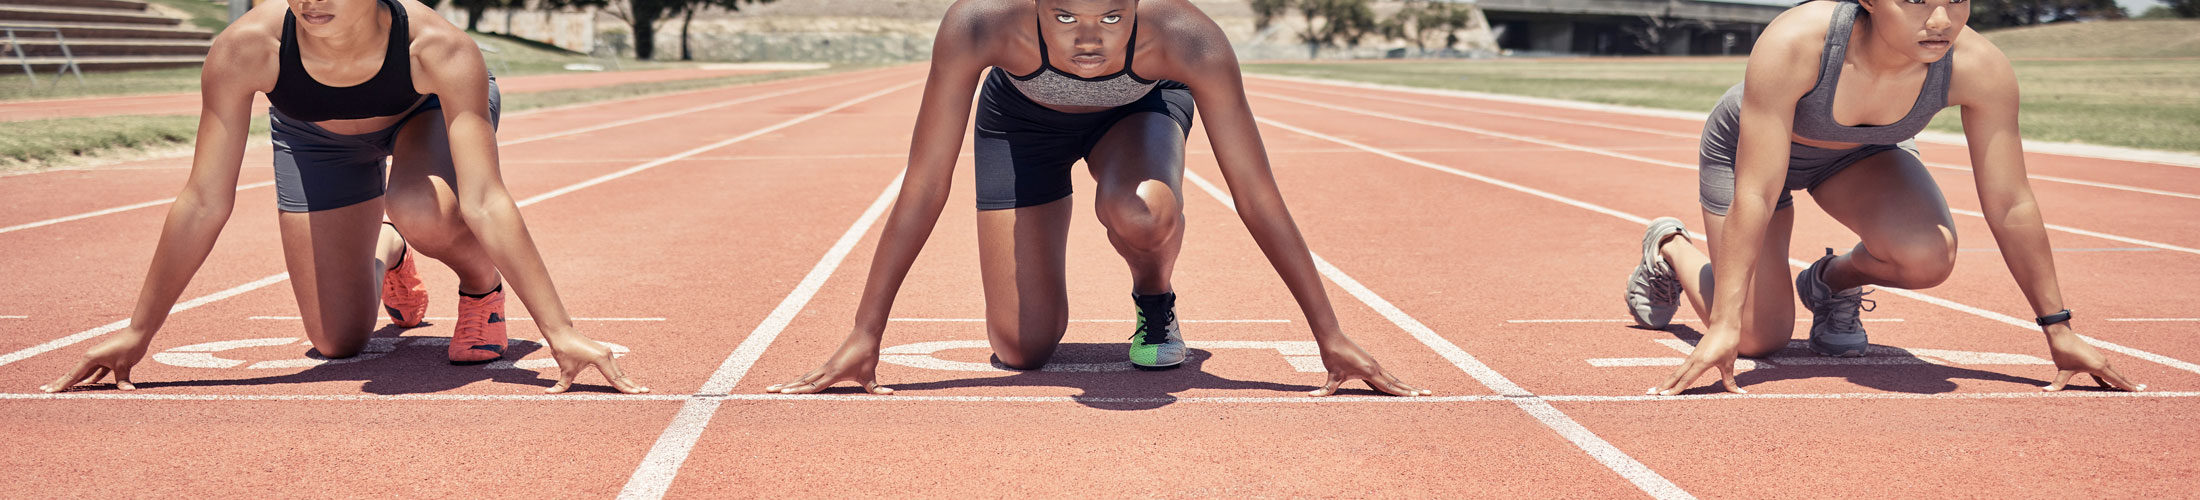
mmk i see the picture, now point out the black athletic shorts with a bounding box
[971,68,1194,210]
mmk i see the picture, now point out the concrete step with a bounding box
[4,37,208,57]
[0,5,181,26]
[4,54,200,72]
[0,21,212,40]
[0,0,152,12]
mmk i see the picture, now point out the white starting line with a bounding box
[888,317,1290,324]
[1507,318,1906,324]
[149,337,630,371]
[245,316,666,322]
[11,390,2200,403]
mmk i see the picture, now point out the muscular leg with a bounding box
[278,199,397,359]
[1084,113,1187,296]
[977,197,1073,370]
[1658,207,1799,357]
[384,111,502,294]
[1807,150,1958,291]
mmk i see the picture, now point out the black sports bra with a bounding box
[265,0,424,122]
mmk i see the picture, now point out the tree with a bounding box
[1250,0,1290,32]
[2168,0,2200,17]
[450,0,521,32]
[1965,0,2125,30]
[676,0,774,61]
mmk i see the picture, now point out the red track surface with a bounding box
[0,67,778,122]
[2,64,2194,498]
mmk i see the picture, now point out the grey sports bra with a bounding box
[1003,17,1158,109]
[1791,1,1952,145]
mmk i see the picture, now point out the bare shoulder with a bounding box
[1947,27,2017,104]
[1752,1,1837,63]
[202,2,286,92]
[398,0,473,62]
[1137,0,1232,76]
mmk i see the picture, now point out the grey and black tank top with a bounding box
[1790,1,1952,144]
[1001,17,1158,109]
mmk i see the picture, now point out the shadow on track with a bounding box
[808,342,1387,410]
[1655,326,2066,395]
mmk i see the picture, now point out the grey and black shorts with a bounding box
[269,77,502,213]
[972,68,1195,211]
[1696,86,1919,216]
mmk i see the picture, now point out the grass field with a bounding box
[1243,19,2200,152]
[0,32,677,102]
[0,29,856,169]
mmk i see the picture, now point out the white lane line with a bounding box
[1255,115,2200,379]
[888,318,1290,324]
[0,315,26,319]
[0,274,291,368]
[617,84,917,499]
[1947,208,2200,255]
[1243,73,2200,169]
[245,316,665,322]
[0,72,886,237]
[11,390,2200,403]
[1253,91,2200,257]
[1506,318,1905,324]
[1268,83,2200,202]
[1957,247,2157,252]
[0,181,277,235]
[0,80,921,371]
[2108,318,2200,322]
[1182,170,1692,500]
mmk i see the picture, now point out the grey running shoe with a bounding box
[1626,217,1688,329]
[1797,248,1875,357]
[1128,292,1185,370]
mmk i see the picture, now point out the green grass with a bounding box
[0,114,265,168]
[1240,19,2200,152]
[0,65,862,170]
[143,0,232,32]
[0,32,689,102]
[1985,19,2200,59]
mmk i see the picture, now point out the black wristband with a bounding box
[2036,309,2072,326]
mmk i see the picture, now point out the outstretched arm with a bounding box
[42,29,267,393]
[1164,15,1426,397]
[1952,34,2139,392]
[769,1,993,395]
[413,23,646,394]
[1654,15,1819,396]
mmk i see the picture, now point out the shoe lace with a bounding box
[454,297,491,342]
[1647,272,1681,305]
[1824,288,1877,335]
[1134,306,1174,346]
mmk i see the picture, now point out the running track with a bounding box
[2,63,2195,498]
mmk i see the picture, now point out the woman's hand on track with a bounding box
[768,340,891,395]
[546,334,650,394]
[41,330,151,392]
[1309,338,1431,397]
[1651,326,1747,396]
[2042,331,2144,392]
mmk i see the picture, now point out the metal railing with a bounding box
[3,25,87,88]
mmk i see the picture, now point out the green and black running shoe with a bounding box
[1128,292,1185,370]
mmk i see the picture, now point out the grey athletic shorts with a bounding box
[1697,86,1918,216]
[269,77,502,213]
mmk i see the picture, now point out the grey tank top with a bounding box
[1003,18,1158,109]
[1791,1,1952,144]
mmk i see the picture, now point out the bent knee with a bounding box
[991,342,1058,370]
[1876,239,1957,288]
[1097,181,1182,249]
